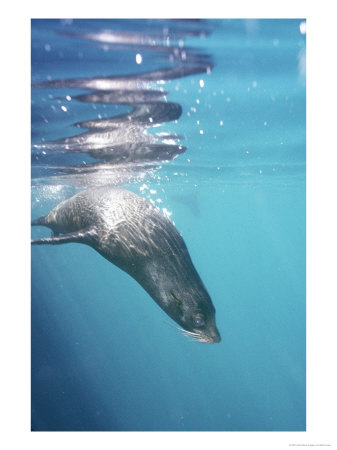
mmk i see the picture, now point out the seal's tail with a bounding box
[31,216,47,226]
[31,215,54,245]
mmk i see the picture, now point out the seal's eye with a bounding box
[193,315,205,327]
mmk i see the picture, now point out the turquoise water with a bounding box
[31,19,306,431]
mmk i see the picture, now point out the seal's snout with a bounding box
[212,333,221,343]
[208,329,221,343]
[196,327,221,344]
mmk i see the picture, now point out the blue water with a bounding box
[31,19,306,431]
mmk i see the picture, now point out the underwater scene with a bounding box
[31,18,306,431]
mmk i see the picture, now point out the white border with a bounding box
[1,1,337,449]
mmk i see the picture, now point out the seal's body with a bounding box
[32,187,220,343]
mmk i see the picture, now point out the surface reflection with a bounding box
[31,20,213,187]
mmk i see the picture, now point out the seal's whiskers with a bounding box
[177,327,208,343]
[164,321,200,342]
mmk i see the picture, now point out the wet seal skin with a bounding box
[31,186,221,343]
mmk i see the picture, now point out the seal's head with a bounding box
[167,288,221,344]
[141,259,221,344]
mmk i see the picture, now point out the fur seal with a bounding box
[31,187,221,343]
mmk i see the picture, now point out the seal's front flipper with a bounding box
[31,228,97,246]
